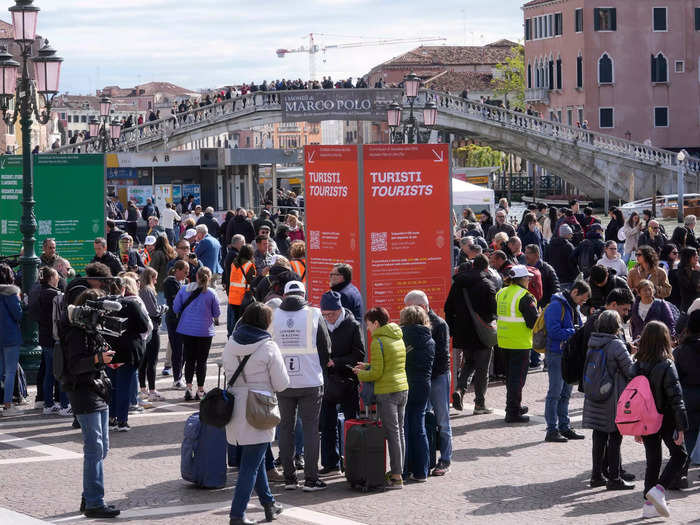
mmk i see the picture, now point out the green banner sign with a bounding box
[0,154,105,272]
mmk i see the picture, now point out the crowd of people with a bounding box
[1,195,699,522]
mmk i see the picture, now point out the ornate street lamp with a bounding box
[90,95,113,152]
[0,0,63,381]
[386,72,436,144]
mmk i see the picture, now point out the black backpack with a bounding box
[561,321,589,385]
[582,346,614,402]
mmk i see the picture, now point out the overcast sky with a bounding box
[24,0,524,94]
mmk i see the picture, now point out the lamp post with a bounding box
[677,149,688,224]
[0,0,63,381]
[89,95,119,152]
[387,72,437,144]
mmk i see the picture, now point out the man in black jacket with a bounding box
[405,290,453,476]
[91,238,124,277]
[670,215,698,250]
[584,265,631,316]
[105,220,123,255]
[638,220,668,254]
[226,208,256,244]
[444,254,497,414]
[318,291,365,475]
[196,206,220,239]
[547,224,579,289]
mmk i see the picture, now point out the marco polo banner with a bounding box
[304,144,452,321]
[281,89,402,122]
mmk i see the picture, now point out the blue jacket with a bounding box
[195,234,223,274]
[333,281,363,321]
[402,324,435,384]
[174,283,221,337]
[0,284,23,346]
[544,292,581,354]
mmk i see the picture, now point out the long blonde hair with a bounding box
[196,266,212,289]
[140,267,157,292]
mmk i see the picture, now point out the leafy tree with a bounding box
[454,144,504,168]
[492,45,525,110]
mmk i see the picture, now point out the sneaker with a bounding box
[173,380,186,390]
[318,466,341,476]
[620,470,636,482]
[273,456,281,468]
[452,391,463,411]
[184,389,194,401]
[58,406,73,417]
[528,363,541,370]
[266,468,285,483]
[109,418,118,430]
[284,478,299,490]
[161,367,172,376]
[117,422,131,432]
[128,404,144,413]
[645,484,670,517]
[84,505,120,518]
[43,404,61,415]
[668,476,689,490]
[303,479,327,492]
[138,390,149,401]
[432,462,451,476]
[385,477,404,490]
[138,398,153,409]
[545,431,568,443]
[560,428,585,440]
[294,454,305,471]
[410,475,428,483]
[589,476,607,488]
[148,391,165,401]
[195,390,206,401]
[606,478,635,491]
[473,405,494,415]
[642,501,661,519]
[504,414,529,423]
[519,406,529,415]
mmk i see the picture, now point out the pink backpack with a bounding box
[615,375,663,436]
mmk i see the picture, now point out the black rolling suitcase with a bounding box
[344,408,386,492]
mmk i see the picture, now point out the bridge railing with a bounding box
[425,89,700,173]
[52,87,700,174]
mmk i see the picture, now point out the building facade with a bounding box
[523,0,700,150]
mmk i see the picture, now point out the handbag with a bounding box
[324,373,356,404]
[246,389,281,430]
[462,289,498,348]
[199,355,250,428]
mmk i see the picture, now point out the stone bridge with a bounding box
[55,88,700,200]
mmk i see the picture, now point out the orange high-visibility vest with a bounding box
[143,250,151,266]
[229,261,254,305]
[290,259,306,283]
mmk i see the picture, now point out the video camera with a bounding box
[0,254,21,269]
[67,296,128,338]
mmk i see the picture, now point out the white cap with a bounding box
[509,265,534,278]
[283,280,306,296]
[144,235,157,246]
[184,228,197,239]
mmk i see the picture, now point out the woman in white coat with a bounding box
[224,302,290,525]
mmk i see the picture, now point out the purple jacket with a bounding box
[630,298,675,340]
[174,283,221,337]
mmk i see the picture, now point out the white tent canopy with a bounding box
[451,178,495,218]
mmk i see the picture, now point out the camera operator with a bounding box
[60,287,121,519]
[103,276,151,432]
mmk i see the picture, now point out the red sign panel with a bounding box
[304,145,359,308]
[362,144,452,320]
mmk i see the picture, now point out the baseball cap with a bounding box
[509,265,534,279]
[144,235,157,246]
[184,228,197,239]
[283,280,306,296]
[589,223,603,232]
[558,224,573,237]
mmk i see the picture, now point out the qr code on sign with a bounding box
[371,232,387,252]
[309,230,320,250]
[38,220,52,236]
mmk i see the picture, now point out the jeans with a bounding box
[404,381,431,479]
[504,349,529,417]
[592,429,622,479]
[320,386,359,469]
[227,304,244,338]
[545,352,573,432]
[278,386,323,482]
[0,344,20,405]
[166,317,184,381]
[457,346,492,407]
[229,442,274,520]
[377,390,408,476]
[41,346,68,408]
[229,443,275,471]
[107,364,135,424]
[76,409,109,509]
[642,417,689,496]
[428,372,453,464]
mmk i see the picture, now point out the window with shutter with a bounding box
[575,9,583,32]
[525,19,531,40]
[599,107,614,128]
[653,8,667,31]
[651,53,668,82]
[576,55,583,88]
[548,60,554,88]
[654,107,668,127]
[695,8,700,30]
[595,8,616,31]
[527,64,532,88]
[555,13,563,35]
[556,58,562,89]
[598,53,613,84]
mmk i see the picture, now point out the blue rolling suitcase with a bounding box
[181,412,227,489]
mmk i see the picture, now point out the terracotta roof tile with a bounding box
[424,71,494,93]
[378,41,517,68]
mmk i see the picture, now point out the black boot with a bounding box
[229,517,255,525]
[84,505,120,518]
[263,502,283,522]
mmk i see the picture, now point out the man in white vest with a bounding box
[272,280,331,492]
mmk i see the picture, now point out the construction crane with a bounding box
[276,33,447,82]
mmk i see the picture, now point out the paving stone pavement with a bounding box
[1,300,699,524]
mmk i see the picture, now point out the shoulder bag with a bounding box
[176,287,204,323]
[462,288,498,348]
[199,355,251,428]
[246,387,281,430]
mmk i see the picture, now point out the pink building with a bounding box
[523,0,700,152]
